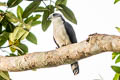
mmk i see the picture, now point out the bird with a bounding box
[48,13,79,75]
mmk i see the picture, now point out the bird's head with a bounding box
[48,13,63,21]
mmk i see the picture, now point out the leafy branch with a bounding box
[0,0,77,79]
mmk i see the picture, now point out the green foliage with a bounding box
[112,52,120,60]
[0,23,2,34]
[9,26,30,44]
[42,5,54,31]
[111,66,120,73]
[0,2,7,7]
[57,4,77,24]
[22,1,41,18]
[6,23,15,32]
[17,5,23,21]
[6,11,19,23]
[0,0,77,79]
[25,14,41,23]
[1,16,15,32]
[42,10,51,31]
[7,0,22,8]
[31,21,41,26]
[56,0,67,6]
[113,73,120,80]
[0,11,4,22]
[9,53,17,56]
[115,55,120,63]
[116,27,120,32]
[17,43,28,55]
[114,0,120,4]
[9,40,19,52]
[34,7,48,12]
[26,32,37,44]
[0,71,10,80]
[0,32,9,46]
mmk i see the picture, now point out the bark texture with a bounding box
[0,33,120,72]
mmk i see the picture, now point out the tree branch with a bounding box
[0,33,119,72]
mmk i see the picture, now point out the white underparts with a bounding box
[53,17,71,47]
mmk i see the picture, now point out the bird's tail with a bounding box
[71,61,79,75]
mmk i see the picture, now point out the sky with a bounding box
[1,0,120,80]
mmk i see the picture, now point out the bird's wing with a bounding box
[53,37,60,48]
[64,22,79,75]
[64,22,77,43]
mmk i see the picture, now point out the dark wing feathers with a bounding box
[53,37,60,48]
[64,22,77,43]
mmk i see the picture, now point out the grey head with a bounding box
[48,13,64,21]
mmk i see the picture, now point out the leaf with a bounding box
[55,0,67,6]
[42,5,54,31]
[0,32,9,40]
[33,14,41,21]
[114,0,120,4]
[113,73,120,80]
[20,29,29,40]
[9,40,16,52]
[9,27,29,42]
[17,5,23,21]
[115,55,120,63]
[0,23,2,34]
[0,71,10,80]
[17,43,28,54]
[58,4,77,24]
[15,27,26,40]
[6,23,15,32]
[25,14,41,23]
[0,39,7,47]
[9,53,17,56]
[12,45,23,53]
[112,52,120,60]
[26,32,37,44]
[6,11,19,23]
[31,21,41,26]
[22,1,41,18]
[0,32,9,46]
[1,16,9,27]
[34,7,48,12]
[1,14,15,32]
[0,2,7,6]
[42,11,51,31]
[116,27,120,32]
[7,0,22,8]
[24,15,33,23]
[9,27,20,42]
[111,66,120,73]
[0,11,4,22]
[9,40,19,52]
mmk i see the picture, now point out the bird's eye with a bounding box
[53,13,58,16]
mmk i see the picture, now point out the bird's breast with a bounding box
[53,22,71,47]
